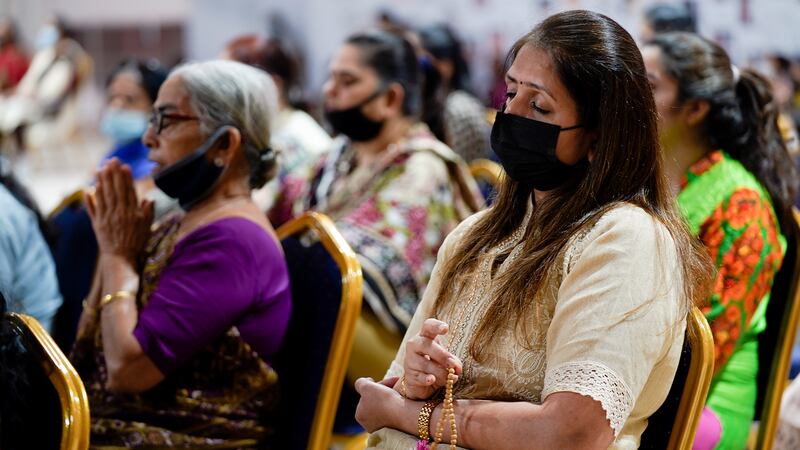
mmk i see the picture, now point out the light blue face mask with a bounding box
[100,109,149,144]
[35,25,59,50]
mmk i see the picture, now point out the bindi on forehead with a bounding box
[505,72,555,99]
[507,45,563,99]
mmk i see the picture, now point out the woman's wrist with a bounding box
[99,251,138,268]
[97,254,140,302]
[375,387,417,433]
[397,397,427,437]
[99,252,138,277]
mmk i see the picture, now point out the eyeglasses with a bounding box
[148,109,199,135]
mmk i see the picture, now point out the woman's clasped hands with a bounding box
[85,158,154,266]
[354,318,463,432]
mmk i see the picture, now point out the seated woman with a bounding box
[99,59,169,199]
[354,10,713,449]
[270,30,482,382]
[0,18,30,93]
[418,24,491,162]
[0,16,92,154]
[220,35,332,213]
[51,58,171,351]
[643,33,798,450]
[70,60,292,448]
[0,182,62,333]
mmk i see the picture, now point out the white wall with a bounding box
[5,0,800,100]
[0,0,53,47]
[0,0,189,47]
[697,0,800,63]
[182,0,800,102]
[187,0,274,60]
[51,0,190,25]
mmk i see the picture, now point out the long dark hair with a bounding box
[648,32,799,229]
[106,58,168,104]
[419,24,472,93]
[432,11,713,358]
[417,24,469,141]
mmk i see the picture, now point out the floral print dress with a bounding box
[678,150,786,449]
[269,123,482,335]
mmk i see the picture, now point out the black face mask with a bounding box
[153,126,231,210]
[490,110,586,191]
[324,89,385,142]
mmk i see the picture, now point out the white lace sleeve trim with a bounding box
[542,361,634,437]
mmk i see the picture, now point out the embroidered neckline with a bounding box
[447,206,533,387]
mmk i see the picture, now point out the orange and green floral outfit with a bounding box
[678,150,786,449]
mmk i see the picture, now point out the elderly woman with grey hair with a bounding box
[70,60,292,448]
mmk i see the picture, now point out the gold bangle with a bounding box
[418,399,439,441]
[99,290,135,309]
[398,375,408,398]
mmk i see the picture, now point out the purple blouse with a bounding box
[133,217,292,375]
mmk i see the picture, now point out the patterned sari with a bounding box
[678,150,786,449]
[70,216,280,449]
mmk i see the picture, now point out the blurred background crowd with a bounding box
[1,0,800,212]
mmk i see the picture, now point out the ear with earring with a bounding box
[214,157,224,167]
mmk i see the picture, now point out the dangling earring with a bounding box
[214,157,224,167]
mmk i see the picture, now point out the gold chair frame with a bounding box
[755,208,800,449]
[667,306,715,450]
[47,188,85,221]
[468,158,503,192]
[276,211,363,450]
[7,313,90,450]
[485,108,497,125]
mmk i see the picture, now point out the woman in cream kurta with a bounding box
[366,203,685,450]
[354,10,712,449]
